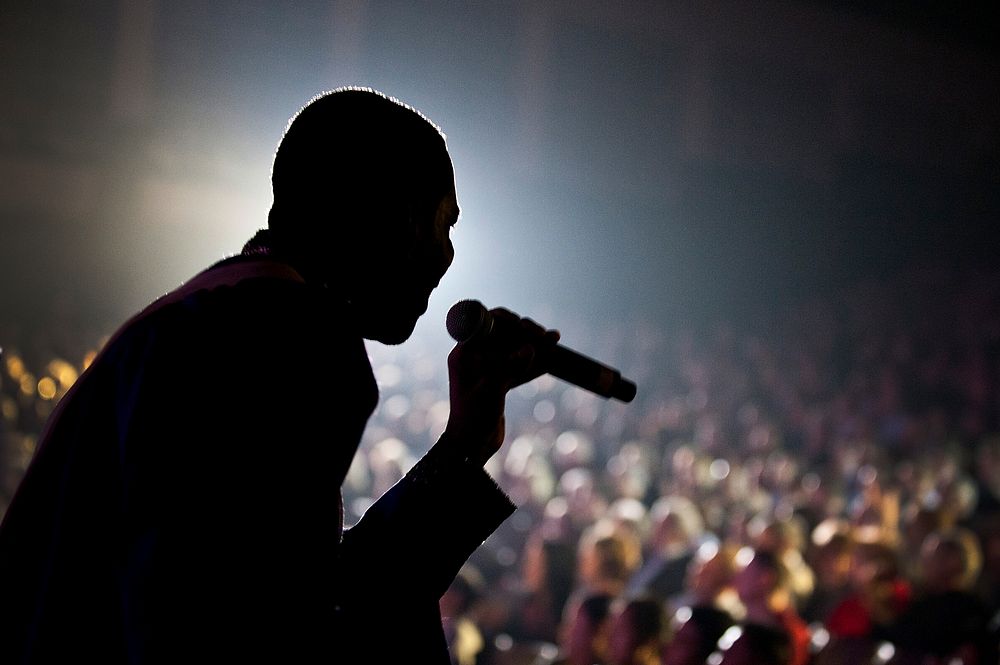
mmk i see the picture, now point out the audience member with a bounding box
[608,597,666,665]
[716,549,809,665]
[887,528,992,664]
[663,542,737,665]
[801,518,853,623]
[627,496,704,604]
[559,593,614,665]
[821,540,910,664]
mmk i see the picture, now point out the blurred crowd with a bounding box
[3,265,1000,664]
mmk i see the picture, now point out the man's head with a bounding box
[269,88,458,343]
[648,495,704,554]
[608,598,665,665]
[564,594,614,665]
[919,527,982,593]
[686,541,736,604]
[734,549,788,606]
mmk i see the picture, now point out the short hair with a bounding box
[593,535,631,582]
[542,540,577,616]
[930,527,982,589]
[649,495,704,544]
[747,549,791,592]
[578,593,614,625]
[620,597,666,644]
[269,88,452,248]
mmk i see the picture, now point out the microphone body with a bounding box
[446,300,637,403]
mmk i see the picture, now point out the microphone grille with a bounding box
[446,299,488,342]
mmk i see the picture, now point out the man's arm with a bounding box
[338,307,559,599]
[338,441,515,600]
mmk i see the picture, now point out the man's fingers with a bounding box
[489,307,520,328]
[509,343,537,373]
[490,310,560,346]
[452,308,562,391]
[520,317,545,336]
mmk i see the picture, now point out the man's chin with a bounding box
[362,312,421,345]
[354,294,428,344]
[370,324,417,345]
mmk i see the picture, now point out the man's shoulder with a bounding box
[101,256,355,372]
[148,256,335,329]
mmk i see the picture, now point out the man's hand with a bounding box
[442,308,560,466]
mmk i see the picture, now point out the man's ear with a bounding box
[364,191,420,249]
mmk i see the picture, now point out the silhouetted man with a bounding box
[0,88,557,663]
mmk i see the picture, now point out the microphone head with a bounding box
[446,299,490,342]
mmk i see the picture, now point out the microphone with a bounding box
[446,300,637,403]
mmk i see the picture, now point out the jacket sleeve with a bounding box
[338,444,516,603]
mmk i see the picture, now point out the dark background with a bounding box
[1,1,998,356]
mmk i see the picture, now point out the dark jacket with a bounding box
[0,255,514,663]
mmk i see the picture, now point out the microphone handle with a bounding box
[550,345,637,403]
[446,299,637,402]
